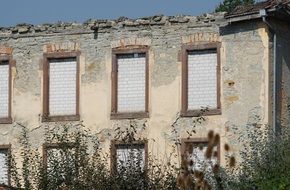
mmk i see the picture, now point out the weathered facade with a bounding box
[0,0,290,186]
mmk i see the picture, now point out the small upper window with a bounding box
[111,48,149,119]
[181,43,221,117]
[42,52,80,122]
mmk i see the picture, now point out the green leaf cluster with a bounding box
[215,0,255,13]
[226,126,290,190]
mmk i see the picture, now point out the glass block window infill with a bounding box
[116,144,145,171]
[0,61,9,119]
[117,53,146,112]
[45,146,76,180]
[187,142,218,172]
[187,49,218,110]
[0,149,9,185]
[48,58,77,116]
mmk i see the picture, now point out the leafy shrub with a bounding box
[226,126,290,190]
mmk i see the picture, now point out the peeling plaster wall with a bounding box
[219,21,270,162]
[0,15,270,167]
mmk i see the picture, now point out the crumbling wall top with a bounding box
[0,13,226,37]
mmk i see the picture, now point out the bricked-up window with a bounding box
[0,59,12,124]
[43,52,80,122]
[111,141,148,173]
[111,48,149,119]
[0,145,11,185]
[181,43,221,117]
[181,139,219,172]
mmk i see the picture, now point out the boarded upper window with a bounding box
[0,148,9,185]
[181,43,221,117]
[0,61,10,120]
[111,48,149,119]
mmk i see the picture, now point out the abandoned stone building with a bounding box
[0,0,290,186]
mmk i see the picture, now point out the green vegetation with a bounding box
[215,0,255,13]
[226,126,290,190]
[4,122,290,189]
[8,124,180,190]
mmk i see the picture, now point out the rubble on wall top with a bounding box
[0,13,225,36]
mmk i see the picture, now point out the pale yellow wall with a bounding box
[0,20,270,170]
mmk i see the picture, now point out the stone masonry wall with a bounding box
[0,13,270,168]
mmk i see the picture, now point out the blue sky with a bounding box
[0,0,223,27]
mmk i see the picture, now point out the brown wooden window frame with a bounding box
[42,51,81,122]
[0,56,12,124]
[110,140,148,174]
[181,42,221,117]
[111,47,149,119]
[0,144,12,186]
[180,138,220,166]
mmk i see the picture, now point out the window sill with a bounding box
[180,109,221,117]
[0,117,12,124]
[42,114,80,122]
[110,112,149,120]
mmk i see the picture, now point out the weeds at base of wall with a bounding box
[4,122,290,190]
[6,122,231,190]
[6,123,181,190]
